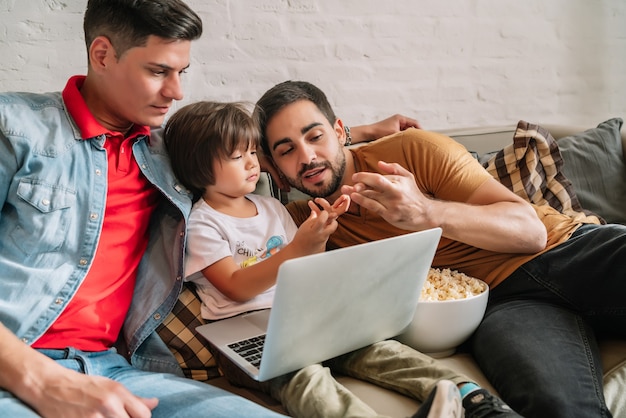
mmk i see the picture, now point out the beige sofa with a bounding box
[204,122,626,417]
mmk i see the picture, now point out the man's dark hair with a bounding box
[255,80,337,156]
[83,0,203,59]
[164,101,261,201]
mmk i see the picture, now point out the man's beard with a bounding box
[284,153,346,199]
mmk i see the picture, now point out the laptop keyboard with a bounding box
[228,335,266,368]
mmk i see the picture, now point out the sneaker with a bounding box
[411,380,463,418]
[462,388,523,417]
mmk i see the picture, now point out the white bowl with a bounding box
[395,282,489,358]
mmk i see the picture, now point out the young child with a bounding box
[163,101,515,418]
[164,101,349,321]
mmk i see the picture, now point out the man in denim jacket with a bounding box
[0,1,283,417]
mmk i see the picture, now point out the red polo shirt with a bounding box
[33,76,161,351]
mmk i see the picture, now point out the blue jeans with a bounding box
[471,223,626,418]
[0,347,283,417]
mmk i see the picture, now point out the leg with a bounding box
[472,223,626,418]
[530,224,626,334]
[278,364,386,418]
[123,371,286,418]
[279,363,467,418]
[0,391,41,417]
[39,348,283,418]
[326,339,468,400]
[327,340,521,418]
[212,343,385,417]
[472,300,610,418]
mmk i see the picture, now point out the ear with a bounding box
[334,118,346,143]
[88,35,115,73]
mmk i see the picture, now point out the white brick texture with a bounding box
[0,0,624,129]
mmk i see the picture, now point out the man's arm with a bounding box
[0,322,157,418]
[349,114,421,144]
[343,161,547,254]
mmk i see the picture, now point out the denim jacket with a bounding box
[0,91,192,375]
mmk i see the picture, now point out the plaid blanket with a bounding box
[483,120,603,223]
[156,283,221,381]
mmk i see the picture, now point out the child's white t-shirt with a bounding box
[185,193,299,320]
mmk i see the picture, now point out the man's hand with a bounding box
[308,195,351,223]
[373,113,422,134]
[351,114,421,144]
[341,161,433,231]
[32,372,158,418]
[0,323,158,418]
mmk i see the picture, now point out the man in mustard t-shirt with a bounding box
[255,80,626,418]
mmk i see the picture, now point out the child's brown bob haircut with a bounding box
[164,101,261,200]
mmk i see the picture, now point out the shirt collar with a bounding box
[62,75,151,141]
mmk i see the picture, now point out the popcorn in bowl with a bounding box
[420,268,488,301]
[396,267,489,357]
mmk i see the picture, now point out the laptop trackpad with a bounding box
[242,309,271,330]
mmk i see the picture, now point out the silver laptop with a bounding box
[196,227,442,381]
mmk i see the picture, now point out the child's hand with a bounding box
[308,194,351,223]
[291,195,351,256]
[289,209,333,254]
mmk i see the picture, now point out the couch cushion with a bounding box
[556,118,626,225]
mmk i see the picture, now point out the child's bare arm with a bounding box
[201,209,338,302]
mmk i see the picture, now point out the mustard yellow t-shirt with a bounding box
[287,128,596,288]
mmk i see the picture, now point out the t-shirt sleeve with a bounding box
[364,129,492,203]
[271,198,299,241]
[185,206,233,279]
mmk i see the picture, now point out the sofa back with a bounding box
[442,124,626,161]
[256,122,626,225]
[428,122,626,226]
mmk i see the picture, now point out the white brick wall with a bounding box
[1,0,624,129]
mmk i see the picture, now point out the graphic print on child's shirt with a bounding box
[240,235,285,268]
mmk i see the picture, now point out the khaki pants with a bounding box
[213,339,469,418]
